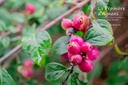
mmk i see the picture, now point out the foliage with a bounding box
[0,0,125,85]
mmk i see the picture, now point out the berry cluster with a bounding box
[61,14,89,34]
[61,14,99,72]
[25,3,35,14]
[18,59,33,78]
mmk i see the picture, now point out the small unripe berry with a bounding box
[70,54,82,66]
[66,27,75,36]
[61,53,69,60]
[68,52,73,59]
[81,42,92,53]
[23,59,33,68]
[73,14,89,32]
[68,41,81,54]
[87,46,99,61]
[70,35,84,45]
[26,3,35,14]
[61,18,73,30]
[22,68,33,78]
[78,59,93,72]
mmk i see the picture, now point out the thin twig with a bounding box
[62,66,74,85]
[0,31,11,38]
[0,44,22,64]
[36,0,91,32]
[0,0,91,64]
[89,0,97,18]
[11,36,21,42]
[0,0,6,6]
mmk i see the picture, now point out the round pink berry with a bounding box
[87,46,100,61]
[68,52,73,59]
[23,59,33,68]
[70,35,84,45]
[73,14,89,32]
[70,54,82,66]
[81,42,92,53]
[22,68,33,78]
[68,41,81,54]
[78,59,93,72]
[61,18,73,30]
[26,3,35,14]
[61,53,69,60]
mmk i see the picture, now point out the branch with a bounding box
[62,66,74,85]
[0,44,22,64]
[89,0,97,18]
[36,0,91,32]
[0,0,91,64]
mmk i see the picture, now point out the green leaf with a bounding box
[11,0,25,10]
[108,0,120,7]
[8,26,18,33]
[0,69,16,85]
[106,39,114,46]
[41,0,52,6]
[0,20,6,31]
[95,19,113,34]
[0,8,12,26]
[108,58,128,76]
[0,36,10,48]
[105,75,127,85]
[45,62,67,82]
[83,0,108,18]
[52,36,69,55]
[95,0,108,18]
[69,73,87,85]
[22,30,52,67]
[33,7,45,18]
[84,21,114,46]
[75,31,84,37]
[12,13,25,23]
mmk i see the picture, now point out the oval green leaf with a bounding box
[0,69,16,85]
[22,30,52,67]
[84,21,114,46]
[95,19,113,34]
[52,36,69,55]
[45,62,67,82]
[69,73,87,85]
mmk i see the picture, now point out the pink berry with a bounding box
[68,41,81,54]
[87,46,100,61]
[26,3,35,14]
[81,42,92,53]
[23,59,33,68]
[68,52,73,59]
[70,54,82,66]
[61,53,69,60]
[61,18,73,30]
[70,35,84,45]
[22,68,33,78]
[78,59,93,72]
[73,14,89,32]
